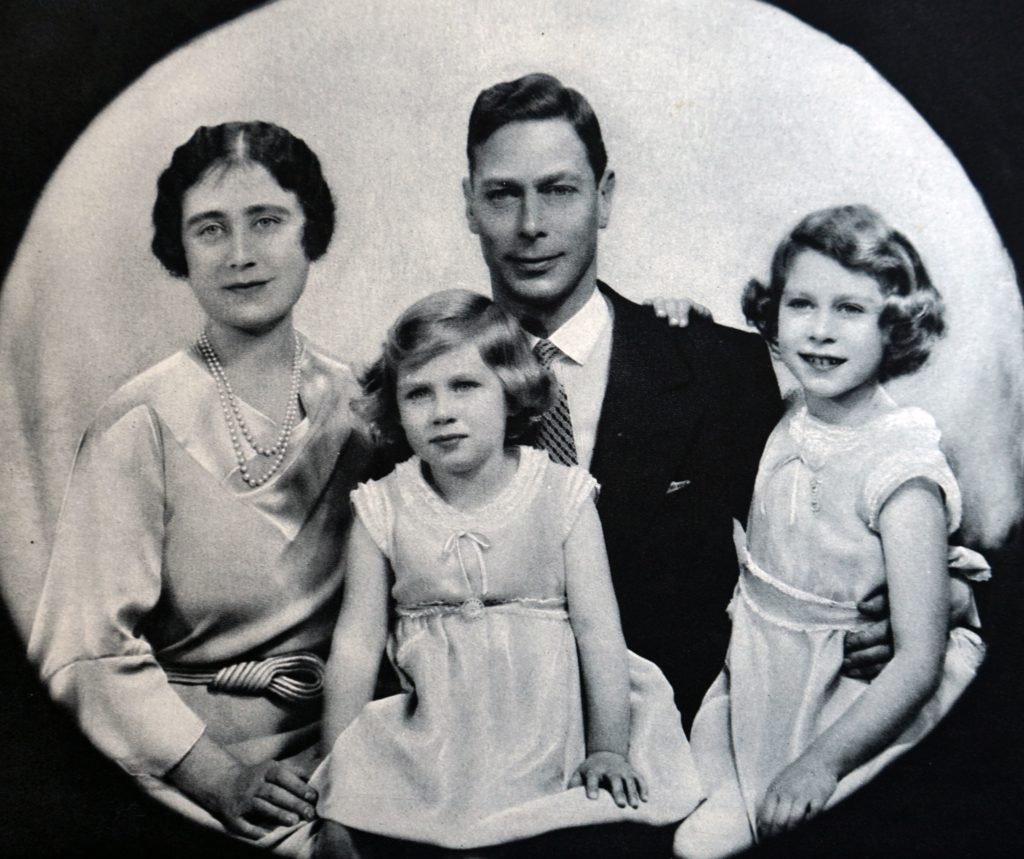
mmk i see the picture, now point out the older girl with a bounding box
[29,121,373,845]
[316,289,702,855]
[674,205,988,858]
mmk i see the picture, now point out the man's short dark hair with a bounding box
[466,73,607,180]
[151,121,335,278]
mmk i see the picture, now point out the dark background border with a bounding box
[1,1,1021,856]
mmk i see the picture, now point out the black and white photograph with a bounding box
[2,1,1022,856]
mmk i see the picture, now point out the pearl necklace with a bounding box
[197,331,302,488]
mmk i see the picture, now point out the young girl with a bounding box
[673,205,989,858]
[315,289,702,855]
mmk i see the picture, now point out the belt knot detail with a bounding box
[164,652,326,702]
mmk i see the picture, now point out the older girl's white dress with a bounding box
[317,446,702,849]
[674,404,988,859]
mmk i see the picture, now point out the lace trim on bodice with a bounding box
[394,446,549,529]
[765,403,942,524]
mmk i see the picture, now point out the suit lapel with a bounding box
[591,283,705,523]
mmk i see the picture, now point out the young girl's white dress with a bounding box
[317,446,702,849]
[674,404,988,859]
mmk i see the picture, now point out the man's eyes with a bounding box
[485,188,518,203]
[483,185,577,204]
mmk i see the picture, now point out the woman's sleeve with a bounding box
[27,405,206,777]
[349,478,394,559]
[859,412,962,534]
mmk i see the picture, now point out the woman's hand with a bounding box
[643,296,713,327]
[167,734,317,838]
[569,751,648,809]
[212,758,318,838]
[756,755,837,838]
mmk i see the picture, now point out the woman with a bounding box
[28,121,372,846]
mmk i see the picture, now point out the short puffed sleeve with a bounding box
[350,477,395,558]
[559,464,600,541]
[859,409,962,533]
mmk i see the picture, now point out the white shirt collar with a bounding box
[536,288,612,366]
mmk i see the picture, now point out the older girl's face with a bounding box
[181,161,309,336]
[777,250,886,423]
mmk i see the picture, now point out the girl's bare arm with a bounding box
[564,501,646,808]
[322,517,391,750]
[759,478,949,835]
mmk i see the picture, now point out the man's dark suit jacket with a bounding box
[590,283,783,727]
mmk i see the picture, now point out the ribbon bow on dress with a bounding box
[442,530,492,594]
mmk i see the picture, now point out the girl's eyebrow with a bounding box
[396,378,429,393]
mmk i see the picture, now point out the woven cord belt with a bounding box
[164,652,326,702]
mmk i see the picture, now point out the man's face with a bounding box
[463,119,614,331]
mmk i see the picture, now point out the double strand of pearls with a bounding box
[197,331,302,488]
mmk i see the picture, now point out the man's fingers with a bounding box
[844,620,890,651]
[568,770,583,789]
[842,643,892,673]
[856,588,888,617]
[586,770,600,800]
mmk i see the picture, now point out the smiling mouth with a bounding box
[430,433,467,445]
[800,353,846,370]
[509,254,560,272]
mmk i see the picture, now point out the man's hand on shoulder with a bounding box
[643,296,713,327]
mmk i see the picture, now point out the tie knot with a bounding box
[533,339,562,369]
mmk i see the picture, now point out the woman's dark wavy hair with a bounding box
[357,289,554,456]
[467,73,607,181]
[742,205,945,381]
[151,121,335,278]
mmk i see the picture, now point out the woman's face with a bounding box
[180,161,310,336]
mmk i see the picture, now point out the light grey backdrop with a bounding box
[2,0,1022,634]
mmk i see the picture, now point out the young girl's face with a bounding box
[777,251,886,420]
[396,342,509,477]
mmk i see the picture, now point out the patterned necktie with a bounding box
[533,339,578,466]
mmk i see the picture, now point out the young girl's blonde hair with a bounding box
[358,289,553,455]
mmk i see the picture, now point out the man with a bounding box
[462,72,783,727]
[462,73,982,859]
